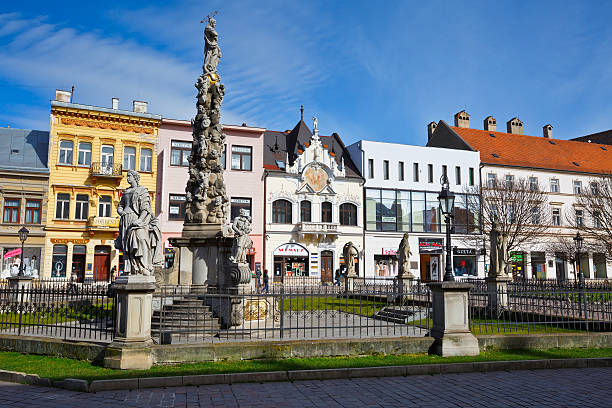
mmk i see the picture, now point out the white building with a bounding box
[427,111,612,280]
[264,117,364,283]
[346,139,483,280]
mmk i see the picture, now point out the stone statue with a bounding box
[203,17,222,75]
[498,232,509,277]
[342,241,358,277]
[229,209,253,264]
[489,222,500,277]
[185,17,229,225]
[397,233,414,278]
[115,170,163,276]
[312,116,318,133]
[489,222,508,277]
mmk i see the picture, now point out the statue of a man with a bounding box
[115,170,163,276]
[397,233,413,278]
[498,232,509,276]
[343,241,358,277]
[203,18,222,75]
[229,208,253,264]
[489,222,500,277]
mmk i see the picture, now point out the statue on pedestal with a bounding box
[115,170,163,276]
[489,222,509,277]
[230,209,253,264]
[397,233,414,278]
[343,241,358,276]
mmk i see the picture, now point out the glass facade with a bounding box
[365,188,479,234]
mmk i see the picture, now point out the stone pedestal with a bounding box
[486,276,512,311]
[104,275,156,370]
[7,276,33,303]
[427,282,479,357]
[396,274,414,302]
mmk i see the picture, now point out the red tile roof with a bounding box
[451,126,612,174]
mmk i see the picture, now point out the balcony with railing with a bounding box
[297,222,339,239]
[90,162,123,182]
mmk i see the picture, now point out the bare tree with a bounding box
[574,174,612,259]
[466,177,551,257]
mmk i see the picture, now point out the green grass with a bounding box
[407,318,584,335]
[282,296,386,315]
[0,302,113,328]
[1,347,612,383]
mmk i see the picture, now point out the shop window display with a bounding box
[1,247,41,279]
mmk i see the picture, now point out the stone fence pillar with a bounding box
[104,275,156,370]
[486,276,512,311]
[427,282,479,356]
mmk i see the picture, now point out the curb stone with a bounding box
[2,357,612,393]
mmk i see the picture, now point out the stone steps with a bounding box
[372,307,415,324]
[153,296,224,344]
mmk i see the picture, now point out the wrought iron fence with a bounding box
[152,279,431,344]
[469,281,612,334]
[0,282,116,342]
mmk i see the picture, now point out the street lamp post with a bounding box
[437,175,456,282]
[17,227,29,277]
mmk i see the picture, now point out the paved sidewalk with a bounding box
[0,367,609,407]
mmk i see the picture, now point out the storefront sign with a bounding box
[453,248,476,256]
[381,217,396,223]
[51,239,90,244]
[510,251,523,262]
[382,248,397,256]
[273,243,308,256]
[3,248,21,259]
[418,238,443,254]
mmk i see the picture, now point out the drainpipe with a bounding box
[479,162,485,276]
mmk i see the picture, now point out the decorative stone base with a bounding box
[104,341,153,370]
[486,276,512,311]
[428,333,480,357]
[181,223,225,238]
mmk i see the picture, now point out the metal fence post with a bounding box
[17,286,24,336]
[583,282,589,332]
[279,284,285,339]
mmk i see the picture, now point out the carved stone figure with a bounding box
[203,18,222,75]
[115,170,163,275]
[229,209,253,264]
[498,232,509,277]
[397,233,414,278]
[343,241,358,277]
[489,222,507,277]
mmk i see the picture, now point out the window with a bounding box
[383,160,389,180]
[140,148,152,172]
[3,198,19,223]
[550,179,559,193]
[74,194,89,220]
[101,145,114,172]
[508,204,516,224]
[58,140,73,165]
[591,182,599,195]
[552,208,561,226]
[300,201,311,222]
[576,209,584,227]
[170,140,191,167]
[98,196,112,217]
[169,194,186,220]
[442,165,447,181]
[220,144,226,169]
[77,142,92,166]
[573,180,582,195]
[230,197,251,220]
[25,200,41,224]
[321,201,332,223]
[272,199,292,224]
[340,203,357,226]
[413,163,419,182]
[594,211,602,228]
[123,146,136,171]
[531,207,540,225]
[455,166,461,185]
[55,193,70,219]
[468,167,474,186]
[52,244,68,278]
[398,162,404,181]
[368,159,374,179]
[487,173,497,188]
[428,164,433,183]
[529,176,538,191]
[231,145,252,171]
[505,175,514,188]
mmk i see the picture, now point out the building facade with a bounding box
[264,118,364,282]
[0,128,49,279]
[44,91,161,281]
[428,111,612,280]
[157,119,265,277]
[346,140,483,280]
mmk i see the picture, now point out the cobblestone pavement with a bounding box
[0,367,609,407]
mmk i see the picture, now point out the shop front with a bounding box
[273,243,309,282]
[419,237,443,281]
[510,251,526,280]
[530,251,546,280]
[1,246,42,279]
[374,248,398,277]
[453,248,477,277]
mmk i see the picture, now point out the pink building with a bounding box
[157,119,265,276]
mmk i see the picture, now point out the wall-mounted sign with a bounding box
[453,248,476,256]
[273,243,308,257]
[382,248,397,256]
[418,238,443,254]
[381,217,396,223]
[51,239,90,244]
[169,195,186,202]
[171,141,191,149]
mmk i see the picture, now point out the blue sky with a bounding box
[2,1,612,146]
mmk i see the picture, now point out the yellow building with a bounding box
[44,90,161,281]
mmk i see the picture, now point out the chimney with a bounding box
[133,100,147,113]
[506,117,523,134]
[484,116,497,132]
[543,124,553,139]
[55,89,72,103]
[427,121,437,140]
[454,110,470,128]
[112,98,119,110]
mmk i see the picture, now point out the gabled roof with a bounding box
[0,128,49,173]
[427,120,612,175]
[263,120,362,178]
